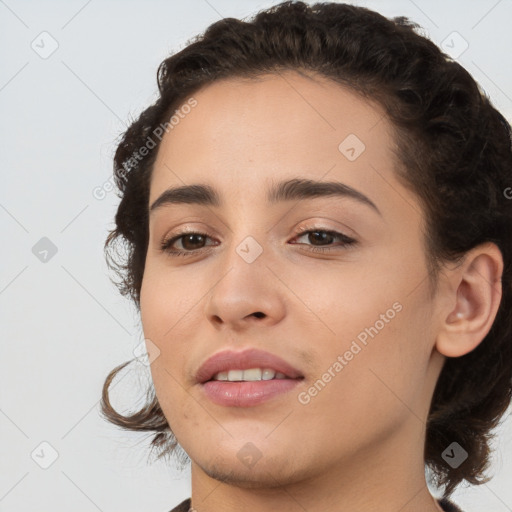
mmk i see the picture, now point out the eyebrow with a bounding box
[149,178,381,216]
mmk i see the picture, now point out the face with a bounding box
[140,71,445,488]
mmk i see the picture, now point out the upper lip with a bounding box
[195,348,304,383]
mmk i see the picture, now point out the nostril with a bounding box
[252,312,265,318]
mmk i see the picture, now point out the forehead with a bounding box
[149,70,399,210]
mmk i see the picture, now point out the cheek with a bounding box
[294,303,430,454]
[293,257,433,415]
[140,261,210,340]
[139,268,198,397]
[139,278,195,433]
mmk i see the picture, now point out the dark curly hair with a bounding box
[99,0,512,499]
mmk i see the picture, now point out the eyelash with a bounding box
[160,225,357,258]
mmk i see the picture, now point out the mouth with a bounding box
[196,347,304,383]
[209,368,294,382]
[196,348,304,407]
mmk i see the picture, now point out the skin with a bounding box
[139,70,503,512]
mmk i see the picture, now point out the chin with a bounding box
[192,446,313,489]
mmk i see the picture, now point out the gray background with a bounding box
[1,0,511,511]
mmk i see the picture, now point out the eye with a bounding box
[159,226,357,258]
[290,227,357,253]
[160,230,218,257]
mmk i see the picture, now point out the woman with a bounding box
[100,2,512,511]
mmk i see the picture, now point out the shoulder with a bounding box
[167,497,191,512]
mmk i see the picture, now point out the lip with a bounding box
[196,348,304,407]
[202,379,301,407]
[195,348,304,384]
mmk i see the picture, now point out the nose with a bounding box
[203,240,286,332]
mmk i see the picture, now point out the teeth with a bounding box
[262,369,276,380]
[241,368,262,381]
[212,368,289,382]
[228,369,244,381]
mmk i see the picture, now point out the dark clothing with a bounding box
[168,496,464,511]
[168,498,191,512]
[438,497,465,512]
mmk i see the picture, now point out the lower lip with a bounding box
[201,379,301,407]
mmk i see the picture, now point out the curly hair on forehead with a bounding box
[99,0,512,499]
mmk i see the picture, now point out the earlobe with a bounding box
[435,242,503,358]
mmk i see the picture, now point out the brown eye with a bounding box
[304,231,335,245]
[291,228,356,250]
[179,233,207,250]
[160,231,216,256]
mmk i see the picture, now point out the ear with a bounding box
[435,242,503,358]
